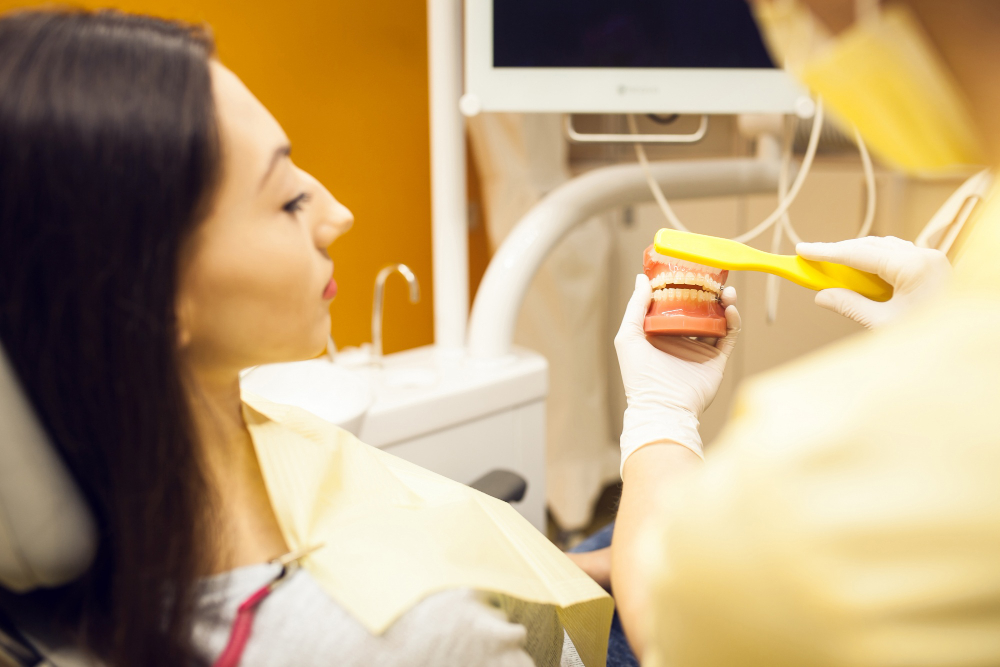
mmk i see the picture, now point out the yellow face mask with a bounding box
[754,0,987,174]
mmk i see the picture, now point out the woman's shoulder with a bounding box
[193,564,534,667]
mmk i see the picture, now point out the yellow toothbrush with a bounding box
[653,228,893,302]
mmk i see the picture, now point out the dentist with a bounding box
[610,1,1000,664]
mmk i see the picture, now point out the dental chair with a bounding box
[0,342,526,666]
[0,343,96,665]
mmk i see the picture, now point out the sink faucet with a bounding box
[372,263,420,365]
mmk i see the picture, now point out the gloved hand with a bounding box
[797,236,952,329]
[614,275,741,474]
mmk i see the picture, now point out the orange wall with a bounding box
[0,0,437,354]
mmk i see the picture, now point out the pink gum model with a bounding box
[643,244,729,338]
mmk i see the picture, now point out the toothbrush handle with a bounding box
[770,254,893,302]
[652,229,894,302]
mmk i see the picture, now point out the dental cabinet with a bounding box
[357,346,547,530]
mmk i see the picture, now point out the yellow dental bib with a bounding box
[241,392,613,667]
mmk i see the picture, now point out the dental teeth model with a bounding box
[642,244,729,338]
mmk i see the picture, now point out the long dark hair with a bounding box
[0,9,221,665]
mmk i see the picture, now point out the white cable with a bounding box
[855,125,877,238]
[776,114,805,246]
[781,212,804,245]
[629,99,826,245]
[627,114,690,232]
[732,98,824,243]
[775,124,874,242]
[631,96,876,303]
[767,123,873,321]
[766,116,797,323]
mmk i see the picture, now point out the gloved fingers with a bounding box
[715,304,742,356]
[890,246,952,293]
[796,236,912,285]
[814,287,878,328]
[648,334,717,362]
[615,274,653,344]
[719,285,738,309]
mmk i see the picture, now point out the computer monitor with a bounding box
[464,0,810,115]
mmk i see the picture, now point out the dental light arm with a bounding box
[0,343,97,592]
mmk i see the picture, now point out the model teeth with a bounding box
[648,271,723,295]
[651,287,718,303]
[648,253,715,273]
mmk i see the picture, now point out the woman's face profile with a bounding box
[176,61,353,376]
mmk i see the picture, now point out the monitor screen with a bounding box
[493,0,775,70]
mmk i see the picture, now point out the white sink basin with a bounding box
[240,359,373,434]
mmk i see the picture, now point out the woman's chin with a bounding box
[297,335,331,363]
[242,320,332,369]
[305,322,333,359]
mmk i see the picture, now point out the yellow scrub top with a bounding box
[642,191,1000,667]
[241,393,613,667]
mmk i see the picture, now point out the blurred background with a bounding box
[0,0,454,356]
[0,1,966,537]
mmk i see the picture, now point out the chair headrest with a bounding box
[0,343,97,592]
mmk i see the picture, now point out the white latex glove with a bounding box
[614,275,741,474]
[797,236,952,329]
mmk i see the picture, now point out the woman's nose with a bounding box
[303,173,352,249]
[294,166,353,249]
[315,198,352,249]
[330,199,354,236]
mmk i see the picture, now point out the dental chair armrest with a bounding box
[469,470,527,504]
[0,591,95,667]
[0,605,45,667]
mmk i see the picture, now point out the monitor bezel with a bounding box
[465,0,810,115]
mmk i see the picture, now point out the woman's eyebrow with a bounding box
[259,144,291,190]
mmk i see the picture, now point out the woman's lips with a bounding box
[323,277,338,300]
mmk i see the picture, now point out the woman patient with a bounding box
[0,9,618,667]
[7,4,984,667]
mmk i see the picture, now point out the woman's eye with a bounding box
[282,192,311,215]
